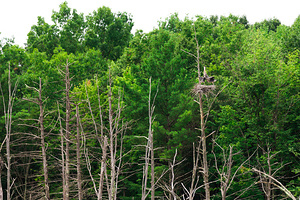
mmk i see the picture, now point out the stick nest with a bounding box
[192,84,216,95]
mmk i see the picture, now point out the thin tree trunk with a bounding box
[169,150,178,200]
[150,126,155,200]
[38,78,50,200]
[58,103,66,199]
[108,69,116,200]
[6,118,11,200]
[265,146,275,200]
[168,160,172,200]
[75,104,83,200]
[0,156,3,200]
[97,81,106,200]
[266,152,271,200]
[199,94,210,200]
[65,61,71,200]
[142,136,150,200]
[98,136,107,200]
[149,82,155,200]
[4,64,15,200]
[187,141,201,199]
[142,78,157,200]
[6,106,11,200]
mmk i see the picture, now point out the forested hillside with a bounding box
[0,2,299,199]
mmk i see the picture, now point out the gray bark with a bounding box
[38,78,50,199]
[75,104,83,200]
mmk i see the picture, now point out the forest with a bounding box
[0,1,299,199]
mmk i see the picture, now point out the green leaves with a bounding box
[85,6,133,60]
[2,5,300,198]
[27,2,133,60]
[52,2,86,54]
[27,16,59,57]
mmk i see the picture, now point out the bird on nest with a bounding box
[203,66,216,83]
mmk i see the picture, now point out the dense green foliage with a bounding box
[0,2,299,199]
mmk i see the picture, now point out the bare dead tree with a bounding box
[106,67,127,200]
[181,25,211,200]
[57,60,73,199]
[192,25,210,200]
[181,142,202,200]
[150,79,156,200]
[142,140,151,200]
[160,149,185,200]
[108,72,117,199]
[57,102,66,199]
[84,134,108,200]
[98,136,108,200]
[142,77,158,200]
[181,24,231,200]
[38,78,50,200]
[1,63,18,200]
[199,90,210,200]
[139,79,174,200]
[75,104,83,200]
[168,149,179,200]
[212,141,257,200]
[255,144,291,200]
[0,156,3,200]
[64,61,71,200]
[84,66,128,200]
[252,168,298,200]
[84,78,108,200]
[261,146,274,200]
[5,65,13,200]
[23,78,50,199]
[96,78,107,200]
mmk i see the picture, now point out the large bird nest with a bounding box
[192,83,216,95]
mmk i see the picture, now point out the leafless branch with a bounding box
[252,168,297,200]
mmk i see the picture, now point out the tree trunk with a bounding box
[75,104,83,200]
[65,62,71,200]
[142,77,156,200]
[98,137,107,200]
[58,103,66,199]
[266,146,273,200]
[143,78,158,200]
[97,81,106,200]
[199,94,210,200]
[4,64,14,200]
[6,120,11,200]
[150,127,155,200]
[38,78,50,200]
[0,156,3,200]
[105,67,125,200]
[195,25,210,199]
[108,69,116,200]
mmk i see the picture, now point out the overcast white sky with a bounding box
[1,0,300,47]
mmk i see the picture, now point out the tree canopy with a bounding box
[0,2,299,199]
